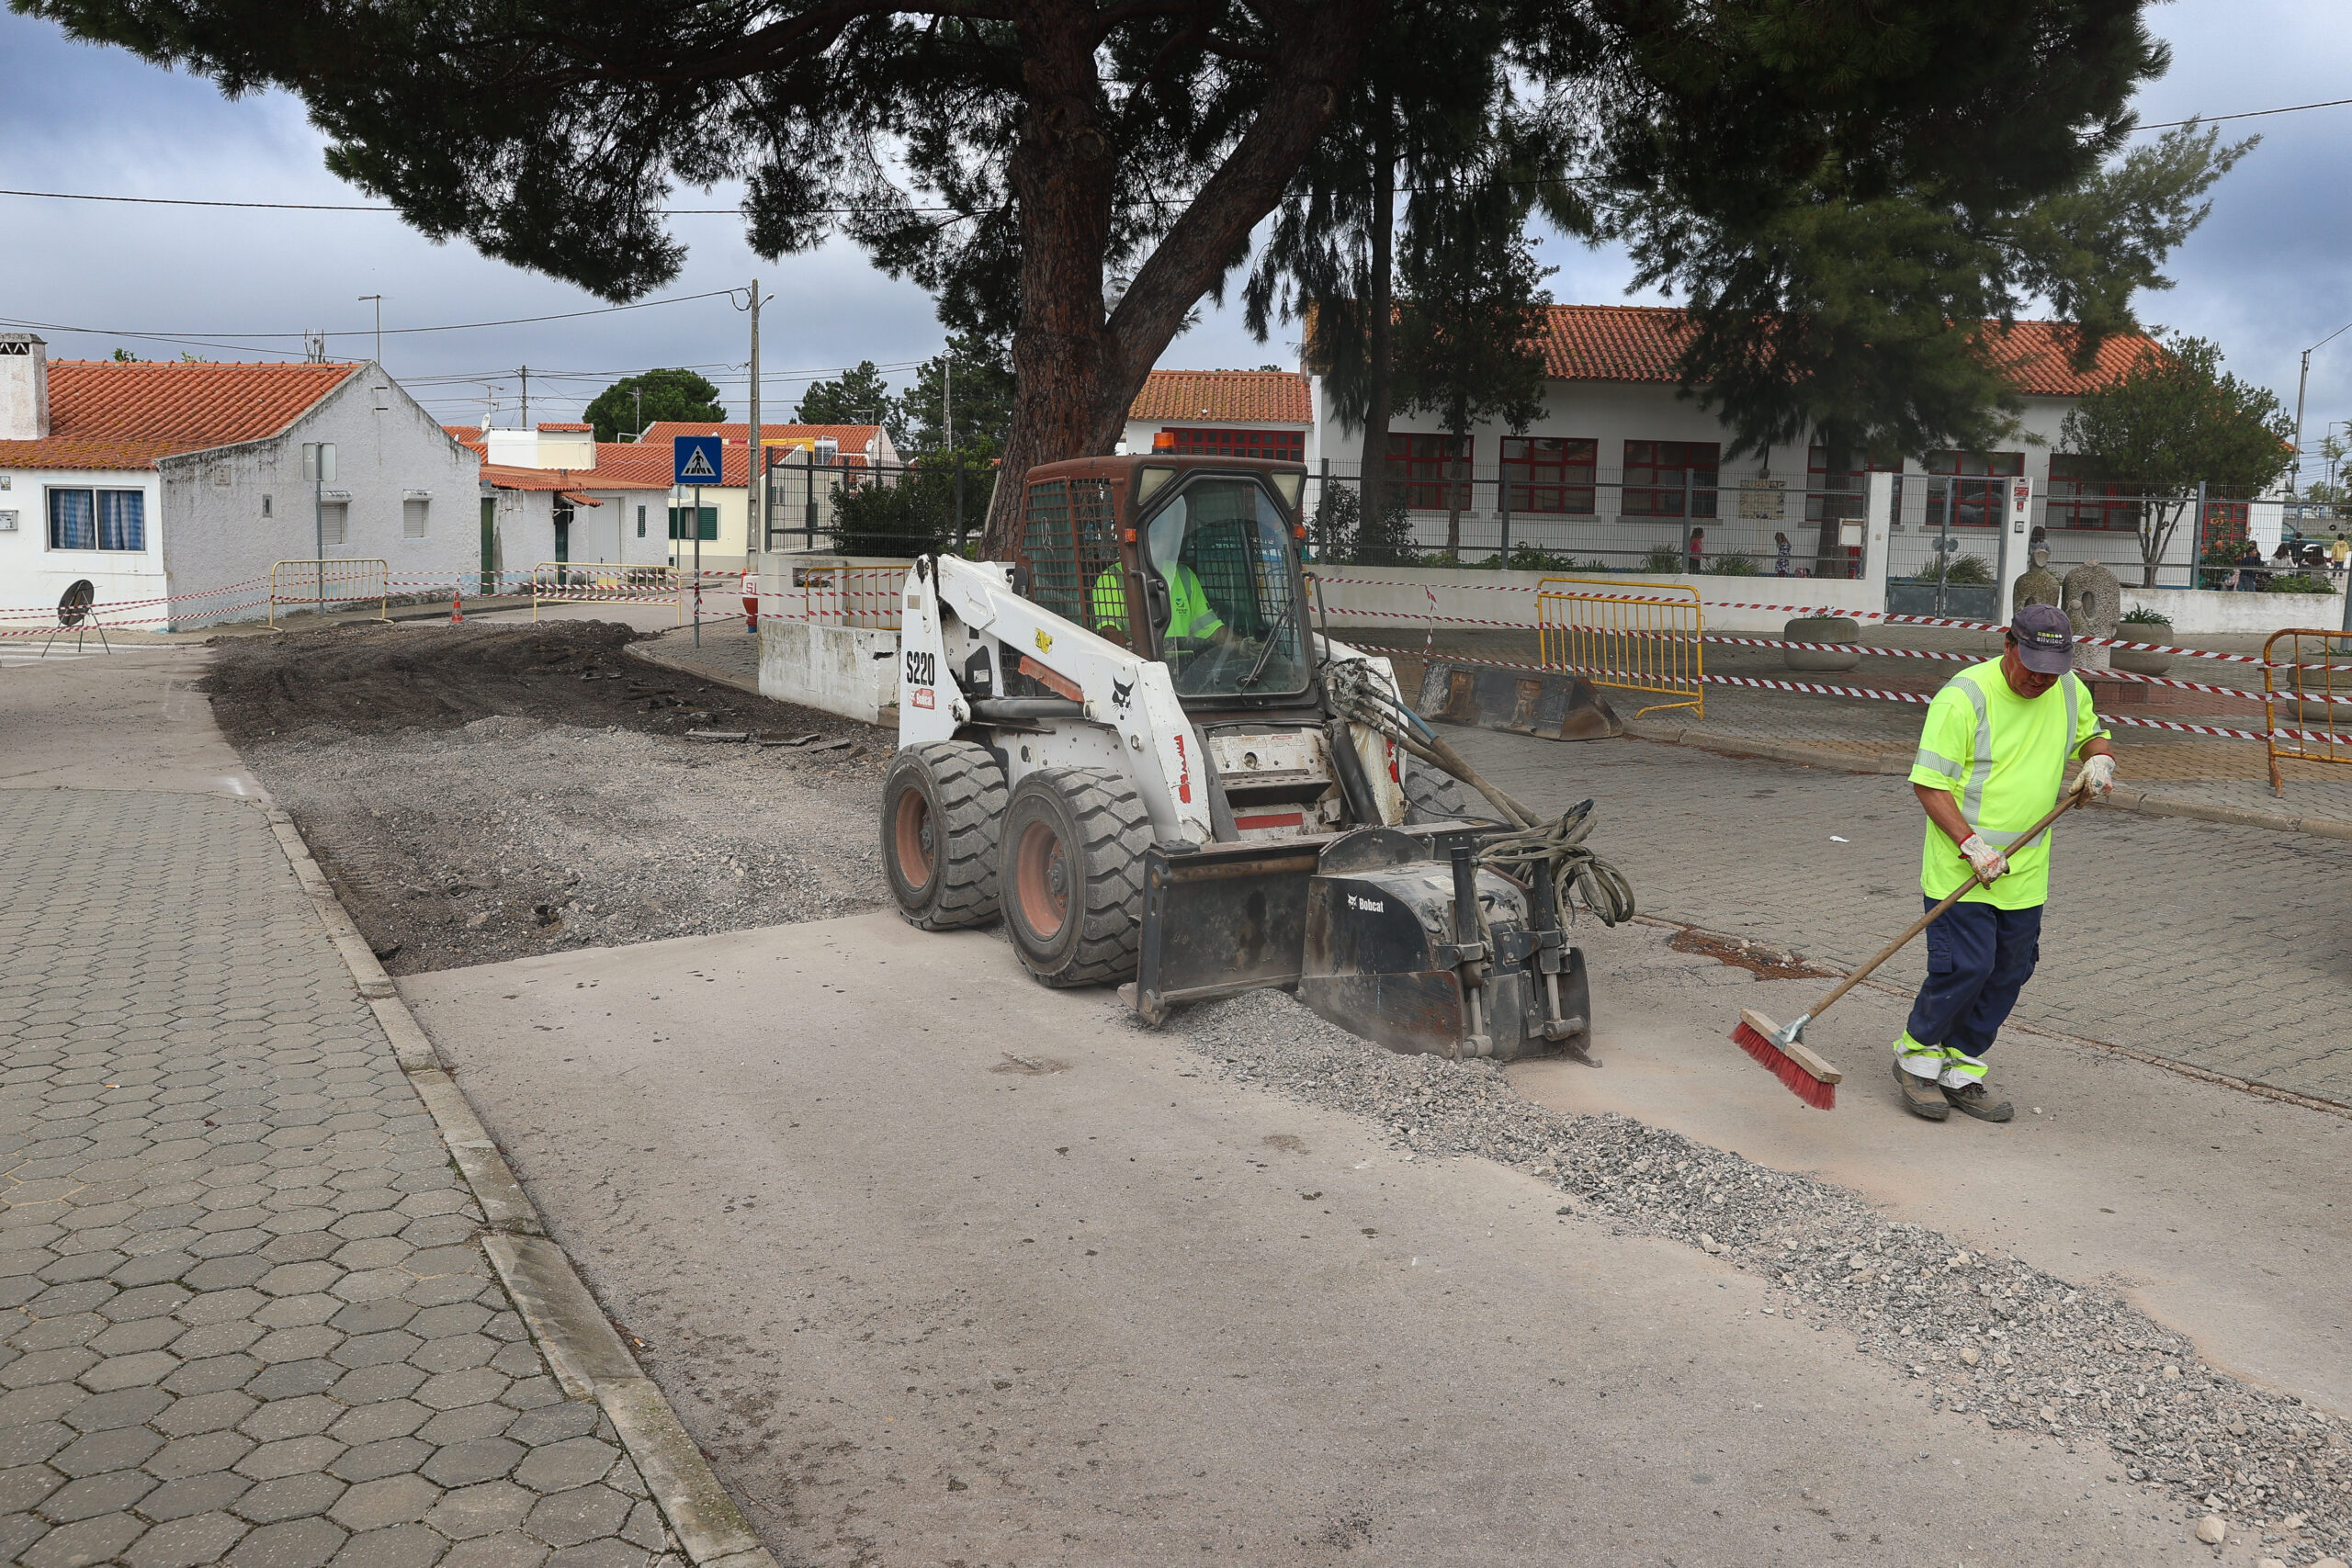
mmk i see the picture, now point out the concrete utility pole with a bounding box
[358,296,383,367]
[2291,318,2352,493]
[746,278,763,567]
[519,367,530,429]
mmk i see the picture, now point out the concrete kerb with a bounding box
[258,802,781,1568]
[1621,718,2352,841]
[623,637,763,697]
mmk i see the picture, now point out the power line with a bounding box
[2134,96,2352,132]
[0,288,744,356]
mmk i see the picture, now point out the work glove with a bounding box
[1959,834,2009,882]
[2075,753,2116,797]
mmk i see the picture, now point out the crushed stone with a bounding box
[1168,987,2352,1560]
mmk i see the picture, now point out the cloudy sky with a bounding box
[4,1,2347,457]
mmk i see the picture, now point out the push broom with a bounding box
[1730,784,2090,1110]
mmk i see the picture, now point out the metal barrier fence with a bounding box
[1535,578,1705,719]
[267,559,389,628]
[2265,629,2352,795]
[528,562,682,623]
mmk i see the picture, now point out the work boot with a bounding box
[1942,1080,2015,1122]
[1894,1057,1950,1121]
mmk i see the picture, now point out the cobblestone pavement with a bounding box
[0,789,678,1568]
[1450,726,2352,1105]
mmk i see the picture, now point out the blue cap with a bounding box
[2010,604,2073,674]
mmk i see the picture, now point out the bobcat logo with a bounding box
[1111,675,1134,711]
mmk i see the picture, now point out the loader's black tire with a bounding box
[1403,762,1492,826]
[999,767,1151,987]
[882,741,1007,931]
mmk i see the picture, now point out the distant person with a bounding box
[2333,532,2348,580]
[2239,541,2266,591]
[1686,528,1704,573]
[1774,531,1792,576]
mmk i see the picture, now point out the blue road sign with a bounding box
[673,434,723,486]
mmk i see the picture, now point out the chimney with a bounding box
[0,333,49,440]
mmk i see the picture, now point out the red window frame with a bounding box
[1385,433,1471,511]
[1163,427,1306,463]
[2047,455,2141,532]
[1925,451,2024,529]
[1804,446,1894,524]
[1623,440,1719,518]
[1500,437,1596,515]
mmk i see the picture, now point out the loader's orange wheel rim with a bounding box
[891,787,935,889]
[1012,819,1071,940]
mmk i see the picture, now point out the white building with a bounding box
[1303,304,2177,581]
[0,334,479,626]
[451,423,677,584]
[1122,370,1315,467]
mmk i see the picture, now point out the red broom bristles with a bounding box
[1730,1019,1837,1111]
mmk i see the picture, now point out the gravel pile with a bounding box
[1171,989,2352,1562]
[247,715,885,973]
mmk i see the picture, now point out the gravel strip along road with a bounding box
[205,622,885,974]
[1170,990,2352,1562]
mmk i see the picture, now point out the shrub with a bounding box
[1704,553,1760,576]
[1912,553,1994,585]
[2266,571,2336,595]
[2120,605,2171,625]
[1640,547,1684,573]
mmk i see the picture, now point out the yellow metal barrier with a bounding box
[267,559,389,628]
[1535,576,1704,719]
[530,562,682,624]
[2265,627,2352,795]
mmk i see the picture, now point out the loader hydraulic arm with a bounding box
[896,553,1216,846]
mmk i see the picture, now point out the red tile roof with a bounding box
[444,424,483,444]
[639,421,883,452]
[477,463,604,503]
[537,422,592,432]
[475,442,751,491]
[0,360,362,471]
[1527,305,2154,396]
[1129,370,1311,424]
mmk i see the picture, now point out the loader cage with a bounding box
[1022,478,1122,630]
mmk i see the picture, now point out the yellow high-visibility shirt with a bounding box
[1089,564,1224,640]
[1906,659,2109,909]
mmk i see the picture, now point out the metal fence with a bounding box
[267,558,389,628]
[1535,578,1705,719]
[763,455,983,555]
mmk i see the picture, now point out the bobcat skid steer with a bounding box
[879,453,1620,1061]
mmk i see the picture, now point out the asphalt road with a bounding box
[404,913,2212,1567]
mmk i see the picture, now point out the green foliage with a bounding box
[828,462,991,558]
[794,361,900,446]
[894,331,1014,457]
[1703,553,1760,576]
[2062,333,2295,585]
[582,369,725,444]
[1638,548,1686,574]
[1912,554,1995,585]
[1305,482,1419,567]
[2266,572,2335,596]
[2119,605,2171,625]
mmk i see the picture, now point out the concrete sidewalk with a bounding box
[0,651,714,1568]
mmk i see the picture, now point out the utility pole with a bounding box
[945,349,960,546]
[746,278,763,568]
[519,366,530,429]
[2291,318,2352,493]
[357,295,383,367]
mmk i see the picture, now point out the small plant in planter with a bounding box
[2112,604,2174,677]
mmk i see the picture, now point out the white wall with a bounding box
[0,467,167,622]
[161,366,480,626]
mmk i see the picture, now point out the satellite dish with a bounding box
[58,580,95,627]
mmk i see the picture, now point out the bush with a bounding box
[1704,553,1760,576]
[2120,605,2171,625]
[828,462,992,558]
[1911,553,1993,585]
[1639,547,1684,573]
[2266,571,2336,595]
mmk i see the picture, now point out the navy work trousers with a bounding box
[1903,897,2044,1057]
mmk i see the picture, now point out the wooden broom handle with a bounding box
[1804,789,2086,1021]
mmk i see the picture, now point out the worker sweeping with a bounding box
[1894,604,2115,1122]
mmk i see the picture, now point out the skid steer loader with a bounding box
[880,453,1631,1060]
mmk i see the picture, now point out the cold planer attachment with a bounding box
[1134,822,1595,1064]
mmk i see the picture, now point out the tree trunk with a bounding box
[978,0,1378,558]
[1813,432,1850,578]
[1443,441,1465,557]
[1356,96,1396,543]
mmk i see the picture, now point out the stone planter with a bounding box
[1783,615,1861,671]
[2110,621,2173,677]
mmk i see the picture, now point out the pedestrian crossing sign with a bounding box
[673,434,723,486]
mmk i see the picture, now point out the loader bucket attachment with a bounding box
[1132,839,1323,1024]
[1415,660,1622,740]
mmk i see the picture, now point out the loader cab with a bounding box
[1015,454,1313,712]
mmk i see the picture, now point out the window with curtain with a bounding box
[48,489,144,551]
[1500,437,1596,514]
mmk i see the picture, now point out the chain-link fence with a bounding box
[763,454,992,556]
